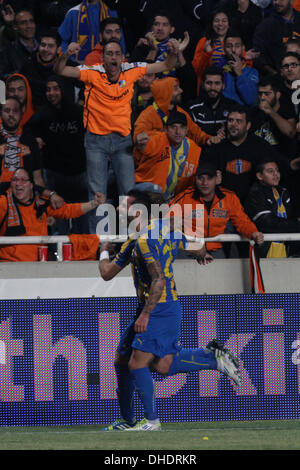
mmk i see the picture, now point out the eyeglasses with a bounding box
[281,62,300,70]
[11,177,30,183]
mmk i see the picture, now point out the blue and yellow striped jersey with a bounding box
[115,219,187,304]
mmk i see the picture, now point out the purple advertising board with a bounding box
[0,294,299,426]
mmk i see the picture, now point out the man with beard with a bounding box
[201,105,283,203]
[249,77,296,160]
[5,73,35,127]
[185,65,238,137]
[222,31,259,107]
[20,29,83,108]
[253,0,300,75]
[133,76,213,148]
[25,76,89,234]
[0,96,64,208]
[83,17,124,66]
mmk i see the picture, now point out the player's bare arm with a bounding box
[134,260,166,333]
[53,42,80,78]
[99,242,124,281]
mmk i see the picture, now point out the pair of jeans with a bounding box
[84,130,135,234]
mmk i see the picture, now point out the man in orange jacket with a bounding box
[133,76,214,148]
[134,111,201,203]
[169,161,264,259]
[0,168,104,261]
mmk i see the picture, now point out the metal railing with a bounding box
[0,233,299,261]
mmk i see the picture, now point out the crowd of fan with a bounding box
[1,0,300,261]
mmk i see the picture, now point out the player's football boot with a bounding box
[126,418,161,431]
[103,419,137,431]
[206,339,240,386]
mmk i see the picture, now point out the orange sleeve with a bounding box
[294,0,300,10]
[183,110,211,146]
[0,196,8,224]
[133,107,163,142]
[192,38,212,93]
[48,202,83,219]
[84,51,102,66]
[228,192,258,238]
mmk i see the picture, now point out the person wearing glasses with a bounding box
[279,52,300,97]
[0,167,104,261]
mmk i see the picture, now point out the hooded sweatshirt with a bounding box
[25,75,86,176]
[133,77,210,147]
[6,73,35,128]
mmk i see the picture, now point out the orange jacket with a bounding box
[133,77,210,150]
[169,185,258,252]
[192,37,217,94]
[0,197,83,261]
[84,43,103,66]
[6,73,35,128]
[135,132,201,200]
[294,0,300,11]
[192,37,253,95]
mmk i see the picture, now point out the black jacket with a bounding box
[20,54,84,108]
[244,181,300,256]
[185,94,238,136]
[0,38,38,81]
[25,76,86,176]
[253,9,300,71]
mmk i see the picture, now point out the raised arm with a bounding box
[53,42,81,78]
[146,38,179,75]
[98,242,124,281]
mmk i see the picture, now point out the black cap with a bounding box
[196,162,217,177]
[166,111,187,127]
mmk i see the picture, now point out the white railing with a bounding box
[0,233,299,261]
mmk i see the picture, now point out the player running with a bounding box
[99,190,240,431]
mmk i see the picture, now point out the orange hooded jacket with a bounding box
[133,77,210,152]
[169,185,258,252]
[6,73,35,128]
[84,43,104,66]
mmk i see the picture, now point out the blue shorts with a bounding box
[117,301,182,358]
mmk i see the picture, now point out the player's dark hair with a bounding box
[127,189,153,220]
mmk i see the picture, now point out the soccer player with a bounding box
[99,190,240,431]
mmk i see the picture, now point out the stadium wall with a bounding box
[0,260,299,425]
